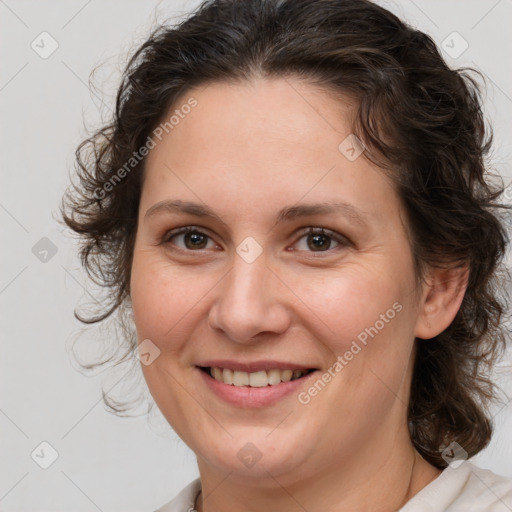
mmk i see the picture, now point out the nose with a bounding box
[207,251,291,344]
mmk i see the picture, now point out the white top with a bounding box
[154,462,512,512]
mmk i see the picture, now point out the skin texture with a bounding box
[130,77,468,511]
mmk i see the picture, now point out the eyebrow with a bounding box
[144,199,369,227]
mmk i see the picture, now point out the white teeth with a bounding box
[208,367,309,386]
[223,368,234,385]
[233,370,249,386]
[281,369,293,382]
[267,369,282,385]
[249,371,269,387]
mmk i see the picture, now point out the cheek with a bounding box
[299,265,415,400]
[294,267,403,348]
[130,254,182,343]
[130,252,216,352]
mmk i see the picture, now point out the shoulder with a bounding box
[400,461,512,512]
[153,478,201,512]
[152,467,512,512]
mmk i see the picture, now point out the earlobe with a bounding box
[414,264,469,340]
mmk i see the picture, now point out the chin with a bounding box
[197,432,315,481]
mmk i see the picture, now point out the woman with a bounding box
[60,0,512,510]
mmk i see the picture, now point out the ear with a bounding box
[414,263,469,340]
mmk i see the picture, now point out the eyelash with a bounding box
[160,226,351,255]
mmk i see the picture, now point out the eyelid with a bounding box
[294,226,350,245]
[160,225,219,250]
[160,225,351,253]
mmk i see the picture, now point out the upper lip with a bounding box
[197,360,317,373]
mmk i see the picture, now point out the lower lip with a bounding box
[197,367,318,408]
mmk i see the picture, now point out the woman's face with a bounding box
[130,77,425,482]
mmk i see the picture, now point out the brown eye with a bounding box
[306,233,335,251]
[162,227,216,251]
[292,227,349,253]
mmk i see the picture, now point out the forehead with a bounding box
[141,77,400,228]
[148,76,357,169]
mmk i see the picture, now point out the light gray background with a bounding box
[1,1,511,510]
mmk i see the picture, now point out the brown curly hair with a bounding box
[59,0,512,468]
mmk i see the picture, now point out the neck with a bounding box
[194,443,441,512]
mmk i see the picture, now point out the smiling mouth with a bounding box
[198,366,317,387]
